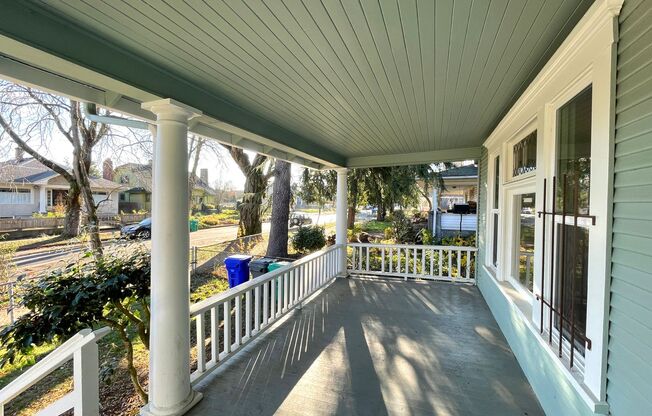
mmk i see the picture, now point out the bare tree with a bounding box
[266,160,291,258]
[0,82,111,255]
[222,146,273,236]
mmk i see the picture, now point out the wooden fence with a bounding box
[0,213,148,232]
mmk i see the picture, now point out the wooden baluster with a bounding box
[195,313,205,373]
[245,291,252,339]
[223,300,231,354]
[235,294,242,347]
[211,307,219,363]
[254,286,260,332]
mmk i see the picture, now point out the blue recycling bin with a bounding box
[224,255,252,288]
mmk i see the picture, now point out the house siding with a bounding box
[607,0,652,414]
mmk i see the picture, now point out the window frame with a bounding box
[486,153,502,275]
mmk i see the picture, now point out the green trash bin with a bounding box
[268,261,291,301]
[189,219,199,232]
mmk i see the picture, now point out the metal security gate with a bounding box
[536,174,595,369]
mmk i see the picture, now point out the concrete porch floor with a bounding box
[188,277,544,416]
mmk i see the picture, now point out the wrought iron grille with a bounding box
[536,174,595,369]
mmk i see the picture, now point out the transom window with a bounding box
[513,131,537,177]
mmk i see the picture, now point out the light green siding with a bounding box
[477,147,488,266]
[607,0,652,414]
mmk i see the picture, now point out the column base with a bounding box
[140,390,203,416]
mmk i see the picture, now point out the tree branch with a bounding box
[0,112,75,182]
[26,89,74,144]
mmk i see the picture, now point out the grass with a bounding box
[0,231,118,252]
[192,209,239,229]
[294,208,335,214]
[358,220,391,234]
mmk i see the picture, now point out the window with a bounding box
[516,193,536,293]
[491,156,500,267]
[92,192,109,205]
[553,86,592,356]
[557,87,592,215]
[513,131,537,177]
[0,188,30,204]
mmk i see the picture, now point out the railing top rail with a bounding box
[0,327,110,404]
[190,244,342,315]
[347,243,477,251]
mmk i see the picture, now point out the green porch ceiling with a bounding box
[0,0,592,167]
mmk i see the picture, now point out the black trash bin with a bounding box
[249,257,276,279]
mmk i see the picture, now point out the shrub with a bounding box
[391,210,415,243]
[292,226,326,253]
[420,228,434,245]
[0,246,151,402]
[383,227,394,240]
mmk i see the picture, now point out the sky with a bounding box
[0,119,311,191]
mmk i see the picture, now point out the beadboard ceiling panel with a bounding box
[0,0,593,166]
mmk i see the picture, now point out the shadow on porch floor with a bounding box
[188,277,543,416]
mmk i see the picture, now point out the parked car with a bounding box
[121,217,151,239]
[289,213,312,227]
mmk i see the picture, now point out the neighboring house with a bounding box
[436,164,478,211]
[111,161,217,212]
[418,164,478,236]
[0,149,123,218]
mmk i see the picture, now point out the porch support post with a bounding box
[140,99,202,416]
[335,168,348,276]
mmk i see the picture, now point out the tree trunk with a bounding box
[347,206,356,230]
[376,203,387,222]
[266,160,291,258]
[238,169,266,237]
[62,184,81,237]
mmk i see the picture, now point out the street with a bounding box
[11,211,336,272]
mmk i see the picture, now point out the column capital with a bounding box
[142,98,202,121]
[334,167,348,175]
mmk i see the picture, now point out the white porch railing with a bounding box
[189,244,343,384]
[348,243,477,283]
[0,327,110,416]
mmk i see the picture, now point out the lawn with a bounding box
[358,220,391,234]
[191,209,239,229]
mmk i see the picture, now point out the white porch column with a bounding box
[335,168,348,276]
[38,186,47,213]
[140,99,202,416]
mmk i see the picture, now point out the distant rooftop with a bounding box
[439,165,478,179]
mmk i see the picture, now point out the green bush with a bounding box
[0,246,151,402]
[383,227,394,240]
[391,210,415,243]
[192,209,239,229]
[292,226,326,253]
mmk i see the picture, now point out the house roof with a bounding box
[0,156,124,189]
[439,165,478,179]
[116,162,216,195]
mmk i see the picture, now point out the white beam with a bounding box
[346,147,481,168]
[140,99,202,416]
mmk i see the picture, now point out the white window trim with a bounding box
[485,153,501,276]
[503,179,537,301]
[482,0,621,408]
